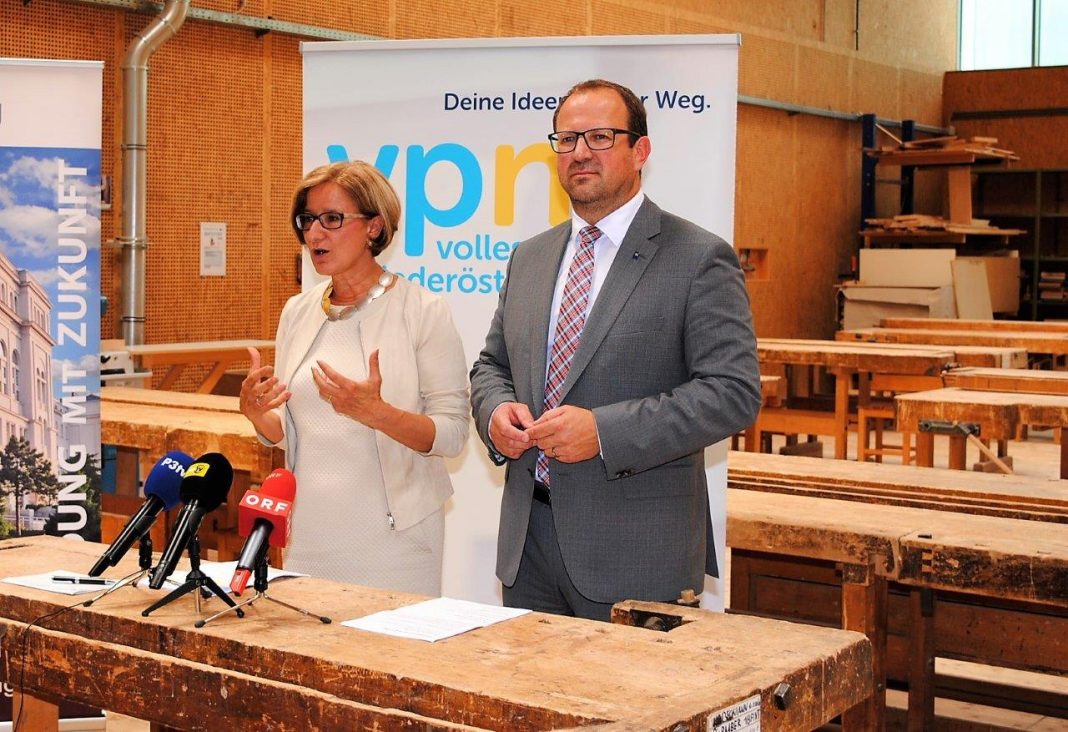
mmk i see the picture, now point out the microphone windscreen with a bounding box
[143,451,194,511]
[179,452,234,511]
[259,468,296,502]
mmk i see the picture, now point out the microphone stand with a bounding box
[196,553,332,628]
[141,535,244,619]
[83,533,156,607]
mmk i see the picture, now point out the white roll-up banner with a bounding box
[302,36,739,608]
[0,57,103,725]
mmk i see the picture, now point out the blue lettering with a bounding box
[405,144,482,256]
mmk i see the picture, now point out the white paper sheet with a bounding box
[342,597,530,642]
[2,570,119,596]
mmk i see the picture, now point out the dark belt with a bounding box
[532,480,551,506]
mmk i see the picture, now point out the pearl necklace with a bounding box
[322,271,395,321]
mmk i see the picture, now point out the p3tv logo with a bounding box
[327,142,569,256]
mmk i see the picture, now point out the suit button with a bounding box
[617,470,632,478]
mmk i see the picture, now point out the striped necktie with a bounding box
[536,224,602,486]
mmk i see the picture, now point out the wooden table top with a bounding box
[757,338,955,374]
[944,367,1068,395]
[881,317,1068,334]
[0,536,872,731]
[728,451,1068,522]
[839,328,1068,356]
[127,339,274,361]
[102,385,242,412]
[728,483,1068,608]
[895,387,1068,440]
[101,388,274,477]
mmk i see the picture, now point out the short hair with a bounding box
[290,161,401,256]
[552,79,648,139]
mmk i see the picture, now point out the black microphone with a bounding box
[88,451,193,577]
[148,453,233,589]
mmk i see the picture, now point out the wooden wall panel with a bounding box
[591,2,670,35]
[944,67,1068,169]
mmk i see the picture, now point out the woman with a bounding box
[240,161,469,596]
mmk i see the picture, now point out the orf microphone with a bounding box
[230,468,296,595]
[148,453,233,589]
[88,451,193,576]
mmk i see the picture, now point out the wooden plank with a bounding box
[951,258,993,320]
[839,327,1068,357]
[0,536,873,731]
[946,166,975,225]
[944,367,1068,395]
[881,317,1068,334]
[0,621,481,731]
[728,451,1068,508]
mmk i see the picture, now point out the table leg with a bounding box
[155,364,186,390]
[199,360,231,394]
[947,435,967,470]
[1061,436,1068,480]
[907,588,936,731]
[833,368,851,460]
[840,564,886,731]
[915,432,935,467]
[12,691,59,731]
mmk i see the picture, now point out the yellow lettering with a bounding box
[494,143,569,227]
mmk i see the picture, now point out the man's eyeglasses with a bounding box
[547,128,642,154]
[294,211,368,232]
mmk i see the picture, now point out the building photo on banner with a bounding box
[302,35,740,607]
[0,57,104,726]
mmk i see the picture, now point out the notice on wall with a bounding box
[200,221,226,276]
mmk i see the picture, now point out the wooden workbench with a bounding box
[895,387,1068,476]
[726,452,1068,728]
[0,536,873,731]
[755,339,956,459]
[129,339,274,393]
[839,327,1068,363]
[100,387,283,560]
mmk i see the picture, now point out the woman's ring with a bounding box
[255,396,263,406]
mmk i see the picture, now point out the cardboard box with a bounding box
[958,253,1020,314]
[839,282,957,330]
[859,249,955,288]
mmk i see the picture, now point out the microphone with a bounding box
[88,451,193,577]
[229,468,296,595]
[148,453,233,589]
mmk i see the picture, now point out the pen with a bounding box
[53,576,113,586]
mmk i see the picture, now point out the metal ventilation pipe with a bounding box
[119,0,189,345]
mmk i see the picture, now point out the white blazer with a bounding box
[264,276,470,530]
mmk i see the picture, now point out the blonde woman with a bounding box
[240,161,469,595]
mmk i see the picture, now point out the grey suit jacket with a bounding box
[470,197,761,603]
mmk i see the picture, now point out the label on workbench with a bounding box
[709,694,760,732]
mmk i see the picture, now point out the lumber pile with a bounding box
[863,213,1024,236]
[865,134,1020,164]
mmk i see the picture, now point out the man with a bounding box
[470,79,761,621]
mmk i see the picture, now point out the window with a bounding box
[0,341,7,395]
[960,0,1068,69]
[12,349,19,398]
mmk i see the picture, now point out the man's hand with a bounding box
[526,406,599,463]
[489,402,536,459]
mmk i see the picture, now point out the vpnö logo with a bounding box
[327,142,569,256]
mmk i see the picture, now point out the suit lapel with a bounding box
[529,225,571,415]
[557,199,661,402]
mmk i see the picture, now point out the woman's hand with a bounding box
[240,347,290,421]
[312,350,385,427]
